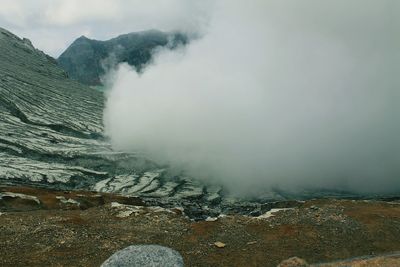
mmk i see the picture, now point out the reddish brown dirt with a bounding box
[1,187,400,266]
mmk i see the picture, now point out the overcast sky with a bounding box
[0,0,211,57]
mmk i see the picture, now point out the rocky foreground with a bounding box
[1,186,400,267]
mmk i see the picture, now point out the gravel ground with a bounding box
[1,186,400,266]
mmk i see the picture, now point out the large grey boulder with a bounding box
[101,245,184,267]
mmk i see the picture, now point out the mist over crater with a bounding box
[104,0,400,196]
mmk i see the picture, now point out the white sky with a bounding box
[0,0,211,57]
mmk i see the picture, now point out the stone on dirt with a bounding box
[101,245,184,267]
[278,257,308,267]
[214,241,226,248]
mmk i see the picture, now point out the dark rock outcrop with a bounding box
[57,30,187,85]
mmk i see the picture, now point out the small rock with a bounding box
[205,216,218,222]
[249,210,262,216]
[257,208,293,219]
[116,210,134,218]
[56,196,80,206]
[101,245,184,267]
[246,241,257,245]
[214,241,226,248]
[278,257,308,267]
[110,202,124,208]
[0,192,40,205]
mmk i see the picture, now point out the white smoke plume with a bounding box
[104,0,400,196]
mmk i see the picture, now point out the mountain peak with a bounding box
[58,30,187,86]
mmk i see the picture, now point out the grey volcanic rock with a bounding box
[101,245,184,267]
[0,27,148,189]
[0,27,110,188]
[58,30,187,85]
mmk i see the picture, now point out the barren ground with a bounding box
[1,186,400,266]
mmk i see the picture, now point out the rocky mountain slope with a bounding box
[57,30,187,85]
[0,27,265,220]
[0,27,107,188]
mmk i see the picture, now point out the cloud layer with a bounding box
[104,0,400,196]
[0,0,211,56]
